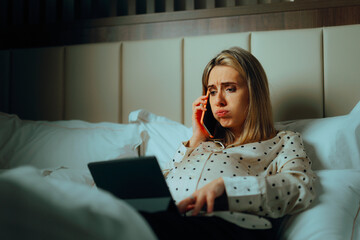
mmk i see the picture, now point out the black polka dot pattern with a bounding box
[164,130,315,230]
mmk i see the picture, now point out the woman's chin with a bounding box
[218,120,233,128]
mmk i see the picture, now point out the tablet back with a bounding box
[88,156,178,213]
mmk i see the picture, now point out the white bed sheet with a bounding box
[0,166,157,240]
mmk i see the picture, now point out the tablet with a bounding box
[88,156,178,213]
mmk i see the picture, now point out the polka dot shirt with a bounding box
[164,130,316,229]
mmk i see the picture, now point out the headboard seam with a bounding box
[62,47,66,120]
[320,28,325,118]
[181,38,185,125]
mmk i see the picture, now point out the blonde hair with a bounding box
[202,47,276,145]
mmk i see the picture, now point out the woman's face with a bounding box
[207,65,249,137]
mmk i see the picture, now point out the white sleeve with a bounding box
[223,133,316,218]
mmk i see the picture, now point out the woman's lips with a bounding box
[215,110,229,117]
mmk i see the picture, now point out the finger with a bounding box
[193,95,208,107]
[178,200,193,213]
[177,203,189,214]
[186,204,195,212]
[194,105,207,113]
[206,192,215,213]
[199,94,209,101]
[192,194,206,216]
[177,197,195,213]
[193,101,207,111]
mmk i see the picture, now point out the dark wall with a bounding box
[1,0,360,117]
[1,0,360,50]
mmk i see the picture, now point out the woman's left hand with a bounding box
[177,177,225,216]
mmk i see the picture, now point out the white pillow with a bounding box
[280,169,360,240]
[129,110,192,169]
[0,113,142,170]
[275,101,360,170]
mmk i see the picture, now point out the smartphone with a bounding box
[200,91,217,138]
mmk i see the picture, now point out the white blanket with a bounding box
[0,166,157,240]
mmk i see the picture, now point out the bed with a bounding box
[1,24,360,239]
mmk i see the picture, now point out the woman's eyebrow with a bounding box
[207,82,238,88]
[222,82,238,86]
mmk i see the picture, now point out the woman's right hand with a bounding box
[188,95,209,148]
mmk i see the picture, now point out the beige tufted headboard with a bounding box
[1,24,359,126]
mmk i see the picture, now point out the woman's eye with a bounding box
[226,87,236,92]
[210,90,216,96]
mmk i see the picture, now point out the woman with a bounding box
[141,47,316,240]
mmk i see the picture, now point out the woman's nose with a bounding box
[214,92,226,106]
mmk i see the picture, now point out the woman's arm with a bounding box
[224,133,316,218]
[175,94,226,214]
[164,95,209,177]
